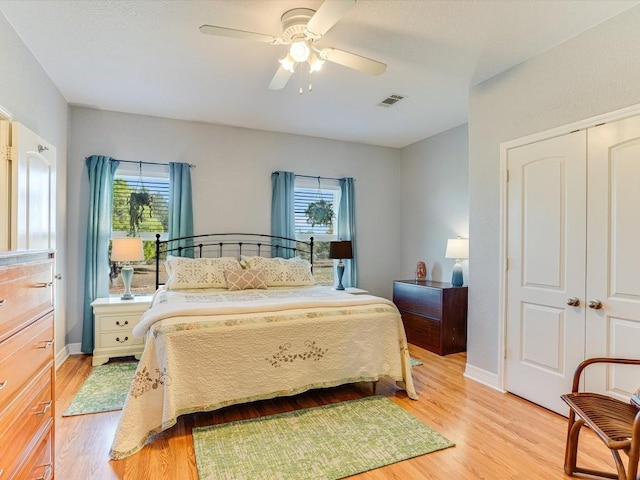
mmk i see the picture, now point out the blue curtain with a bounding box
[169,162,194,257]
[337,177,357,287]
[271,171,296,258]
[81,156,119,353]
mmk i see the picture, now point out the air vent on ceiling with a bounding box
[378,94,406,107]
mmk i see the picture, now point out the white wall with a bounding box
[399,124,469,283]
[0,12,69,363]
[468,5,640,375]
[67,107,402,345]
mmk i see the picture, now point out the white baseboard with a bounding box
[463,363,504,392]
[67,342,83,355]
[55,345,69,370]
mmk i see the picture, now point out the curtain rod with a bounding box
[84,157,195,168]
[115,159,196,168]
[274,172,353,182]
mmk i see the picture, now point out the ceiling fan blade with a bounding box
[318,48,387,75]
[268,66,293,90]
[199,24,282,44]
[305,0,356,38]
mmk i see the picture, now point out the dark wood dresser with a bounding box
[0,250,55,480]
[393,280,468,355]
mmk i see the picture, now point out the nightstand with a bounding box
[393,280,468,355]
[91,296,152,366]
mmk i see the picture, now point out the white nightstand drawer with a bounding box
[99,331,144,348]
[99,314,142,332]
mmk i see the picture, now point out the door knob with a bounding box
[588,300,603,310]
[566,297,580,307]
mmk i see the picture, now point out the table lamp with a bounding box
[111,238,144,300]
[445,237,469,287]
[329,240,353,290]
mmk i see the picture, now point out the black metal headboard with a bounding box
[154,233,314,289]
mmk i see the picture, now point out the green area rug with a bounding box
[193,395,454,480]
[62,362,137,416]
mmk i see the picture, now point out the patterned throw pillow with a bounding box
[241,256,315,287]
[165,256,242,290]
[225,268,268,291]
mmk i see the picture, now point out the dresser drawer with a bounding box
[0,313,54,414]
[0,258,53,343]
[13,425,53,480]
[0,365,53,478]
[393,281,442,318]
[399,310,441,352]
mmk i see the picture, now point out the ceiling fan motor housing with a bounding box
[281,8,316,42]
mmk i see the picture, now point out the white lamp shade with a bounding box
[111,238,144,262]
[445,238,469,259]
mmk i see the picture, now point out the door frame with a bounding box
[497,102,640,391]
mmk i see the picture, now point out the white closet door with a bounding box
[585,116,640,399]
[505,131,587,415]
[10,122,56,251]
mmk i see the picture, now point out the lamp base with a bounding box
[335,261,345,290]
[120,265,135,300]
[451,260,464,287]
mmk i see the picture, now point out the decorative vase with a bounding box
[415,261,427,281]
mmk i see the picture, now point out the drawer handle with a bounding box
[0,380,7,390]
[35,400,53,415]
[115,320,129,327]
[0,299,5,306]
[37,282,53,288]
[38,340,54,349]
[116,336,129,343]
[35,463,52,480]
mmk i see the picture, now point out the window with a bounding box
[294,177,341,285]
[110,163,169,295]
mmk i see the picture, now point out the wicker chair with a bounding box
[561,358,640,480]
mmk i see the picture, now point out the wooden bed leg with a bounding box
[372,381,378,395]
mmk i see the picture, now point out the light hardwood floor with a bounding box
[55,346,616,479]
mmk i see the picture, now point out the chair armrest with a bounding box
[570,357,640,393]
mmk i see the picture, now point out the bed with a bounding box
[109,233,418,460]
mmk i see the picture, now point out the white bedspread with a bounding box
[109,286,417,459]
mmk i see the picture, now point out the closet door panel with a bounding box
[505,130,587,415]
[585,116,640,398]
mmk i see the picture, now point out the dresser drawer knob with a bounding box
[0,380,7,390]
[0,299,5,306]
[36,282,53,288]
[38,340,54,349]
[115,320,129,327]
[35,400,53,415]
[116,336,129,343]
[35,463,52,480]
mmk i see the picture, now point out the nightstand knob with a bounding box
[115,320,129,327]
[115,336,129,343]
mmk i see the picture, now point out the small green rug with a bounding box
[193,395,454,480]
[62,362,137,416]
[410,357,423,367]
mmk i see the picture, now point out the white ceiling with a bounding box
[1,0,638,148]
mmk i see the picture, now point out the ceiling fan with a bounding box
[199,0,386,92]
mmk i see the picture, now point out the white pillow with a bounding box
[164,256,242,290]
[241,256,315,287]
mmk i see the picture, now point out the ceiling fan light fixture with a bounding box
[308,51,324,72]
[279,54,296,73]
[289,39,310,62]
